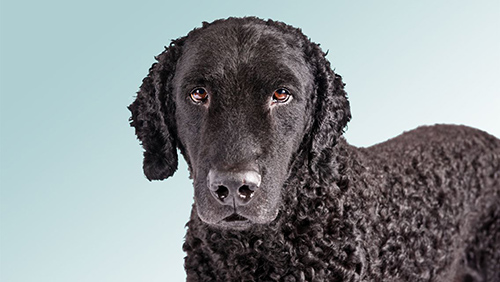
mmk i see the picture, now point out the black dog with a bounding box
[129,17,500,281]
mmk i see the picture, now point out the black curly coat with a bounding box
[129,17,500,281]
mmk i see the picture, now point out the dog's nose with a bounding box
[207,169,261,206]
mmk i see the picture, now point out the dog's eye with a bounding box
[190,88,209,103]
[272,89,291,104]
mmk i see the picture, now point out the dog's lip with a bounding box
[216,213,252,229]
[223,213,248,222]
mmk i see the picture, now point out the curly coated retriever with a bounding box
[129,17,500,281]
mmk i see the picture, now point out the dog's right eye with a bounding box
[190,88,209,103]
[272,88,291,104]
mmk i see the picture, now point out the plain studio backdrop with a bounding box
[1,0,499,281]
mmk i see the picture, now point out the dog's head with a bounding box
[129,17,350,229]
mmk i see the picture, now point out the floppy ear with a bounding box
[307,45,351,185]
[128,40,184,181]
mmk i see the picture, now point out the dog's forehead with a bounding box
[174,22,312,95]
[186,22,301,61]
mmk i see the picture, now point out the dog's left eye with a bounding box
[272,89,291,104]
[190,88,209,103]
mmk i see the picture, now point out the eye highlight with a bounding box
[190,88,209,103]
[272,88,291,104]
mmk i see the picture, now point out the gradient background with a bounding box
[1,0,499,281]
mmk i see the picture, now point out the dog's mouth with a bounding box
[223,213,248,222]
[216,213,252,229]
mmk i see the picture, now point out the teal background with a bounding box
[1,0,498,281]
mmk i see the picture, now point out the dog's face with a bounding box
[129,18,350,230]
[173,23,315,229]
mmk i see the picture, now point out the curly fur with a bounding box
[129,17,500,281]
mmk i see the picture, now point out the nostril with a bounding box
[238,185,255,201]
[215,185,229,201]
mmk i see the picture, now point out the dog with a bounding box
[129,17,500,281]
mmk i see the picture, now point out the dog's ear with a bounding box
[128,40,184,181]
[307,45,351,185]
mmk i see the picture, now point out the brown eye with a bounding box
[272,88,291,103]
[190,88,208,103]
